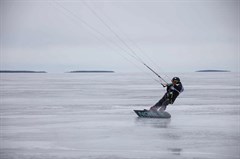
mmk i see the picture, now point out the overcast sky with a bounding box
[0,0,239,73]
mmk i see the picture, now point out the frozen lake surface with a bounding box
[0,72,239,159]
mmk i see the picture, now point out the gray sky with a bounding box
[0,0,239,73]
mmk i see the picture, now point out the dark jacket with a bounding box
[166,82,184,104]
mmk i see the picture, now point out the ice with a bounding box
[0,72,239,159]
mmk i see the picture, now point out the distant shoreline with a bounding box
[196,70,230,72]
[67,71,115,73]
[0,70,47,73]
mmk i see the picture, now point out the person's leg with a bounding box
[159,100,170,112]
[150,93,167,111]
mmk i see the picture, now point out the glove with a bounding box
[161,83,167,87]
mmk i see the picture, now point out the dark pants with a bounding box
[150,93,170,112]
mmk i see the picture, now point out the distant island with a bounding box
[67,70,115,73]
[0,70,47,73]
[196,70,230,72]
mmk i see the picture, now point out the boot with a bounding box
[150,106,158,112]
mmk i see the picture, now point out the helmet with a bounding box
[172,77,180,83]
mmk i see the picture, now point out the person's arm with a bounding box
[161,83,172,87]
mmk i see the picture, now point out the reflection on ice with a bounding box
[168,148,182,156]
[135,118,171,128]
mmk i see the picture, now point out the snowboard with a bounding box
[134,109,171,118]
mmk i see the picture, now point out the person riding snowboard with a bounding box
[150,77,184,112]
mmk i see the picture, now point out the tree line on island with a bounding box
[0,70,47,73]
[195,70,230,72]
[0,70,115,73]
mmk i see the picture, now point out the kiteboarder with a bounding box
[150,77,184,112]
